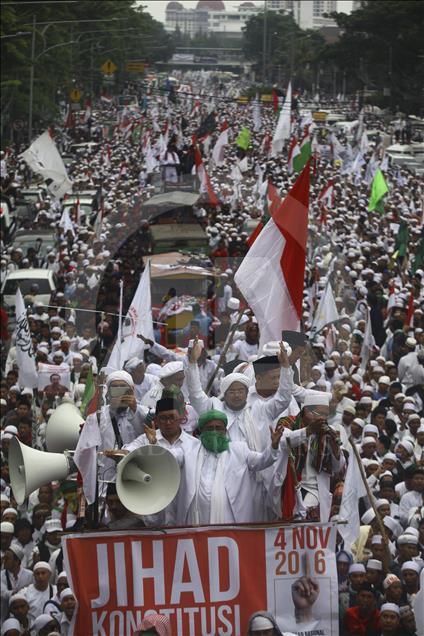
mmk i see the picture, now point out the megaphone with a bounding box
[46,399,83,453]
[116,445,180,516]
[9,437,71,505]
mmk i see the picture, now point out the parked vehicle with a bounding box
[2,268,56,307]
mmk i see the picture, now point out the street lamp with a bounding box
[27,16,128,142]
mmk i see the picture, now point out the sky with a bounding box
[138,1,353,24]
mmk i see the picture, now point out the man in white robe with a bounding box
[74,370,146,504]
[144,408,284,525]
[186,340,293,451]
[123,357,159,402]
[20,561,56,622]
[120,396,200,526]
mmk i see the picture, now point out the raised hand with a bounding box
[278,341,290,368]
[270,424,283,449]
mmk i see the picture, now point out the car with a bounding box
[62,195,96,220]
[18,188,45,205]
[13,230,57,260]
[1,268,56,307]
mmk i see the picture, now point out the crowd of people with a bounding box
[1,69,424,635]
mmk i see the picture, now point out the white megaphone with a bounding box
[46,399,83,453]
[116,445,181,516]
[9,437,71,505]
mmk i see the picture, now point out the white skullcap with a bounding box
[123,357,144,373]
[349,563,366,574]
[2,507,17,516]
[353,417,365,428]
[220,372,251,398]
[396,440,414,455]
[303,391,330,407]
[159,361,184,378]
[371,535,383,545]
[380,603,400,615]
[362,436,377,445]
[7,544,24,561]
[33,560,52,573]
[33,613,55,632]
[1,618,22,635]
[367,559,383,571]
[363,424,379,435]
[376,499,390,507]
[383,453,397,462]
[361,509,376,524]
[0,521,14,533]
[404,527,419,539]
[378,375,390,385]
[60,587,74,601]
[343,404,356,415]
[9,591,27,605]
[384,516,402,538]
[398,534,418,546]
[250,616,275,631]
[401,561,421,573]
[106,370,134,388]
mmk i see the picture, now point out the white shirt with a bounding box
[231,339,259,362]
[0,567,33,619]
[21,582,57,621]
[399,490,423,526]
[194,452,234,524]
[133,372,159,402]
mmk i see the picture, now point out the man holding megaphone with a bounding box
[74,370,147,505]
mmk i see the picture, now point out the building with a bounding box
[165,0,260,38]
[267,0,338,29]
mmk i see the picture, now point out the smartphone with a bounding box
[188,339,203,349]
[109,386,131,398]
[281,330,307,348]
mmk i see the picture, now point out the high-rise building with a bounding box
[165,0,260,37]
[267,0,338,29]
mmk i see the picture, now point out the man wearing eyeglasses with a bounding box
[120,396,200,526]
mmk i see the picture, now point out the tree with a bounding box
[326,1,424,112]
[0,1,174,142]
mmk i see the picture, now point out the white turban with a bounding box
[106,370,134,388]
[219,372,251,398]
[123,357,144,373]
[159,361,184,379]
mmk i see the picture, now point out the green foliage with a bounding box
[328,1,424,112]
[242,11,326,89]
[1,1,174,139]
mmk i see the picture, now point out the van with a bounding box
[2,269,56,307]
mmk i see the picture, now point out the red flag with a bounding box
[405,292,414,327]
[246,221,264,248]
[272,89,279,113]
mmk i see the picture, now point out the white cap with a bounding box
[159,361,184,378]
[33,613,55,632]
[349,563,366,574]
[353,417,365,428]
[60,587,74,601]
[363,424,379,435]
[303,391,330,407]
[1,618,22,635]
[396,440,414,455]
[0,521,14,533]
[401,561,421,573]
[250,616,275,631]
[398,534,418,546]
[378,375,390,385]
[366,559,383,571]
[361,509,376,524]
[33,560,52,573]
[380,603,400,615]
[44,518,62,533]
[372,535,383,545]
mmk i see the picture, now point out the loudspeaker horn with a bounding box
[116,445,181,516]
[9,437,71,505]
[46,399,83,453]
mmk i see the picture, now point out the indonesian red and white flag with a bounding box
[235,163,310,350]
[287,136,300,174]
[211,127,229,166]
[318,180,334,208]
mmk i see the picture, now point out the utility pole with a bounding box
[262,0,267,83]
[28,15,36,143]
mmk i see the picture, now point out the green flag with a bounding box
[236,127,251,150]
[293,134,311,173]
[395,221,409,259]
[412,235,424,273]
[368,169,388,213]
[81,366,95,416]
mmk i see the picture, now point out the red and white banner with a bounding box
[63,523,339,636]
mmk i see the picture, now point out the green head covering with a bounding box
[197,409,228,431]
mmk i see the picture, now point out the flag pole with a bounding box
[348,436,387,542]
[205,307,246,396]
[117,278,124,368]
